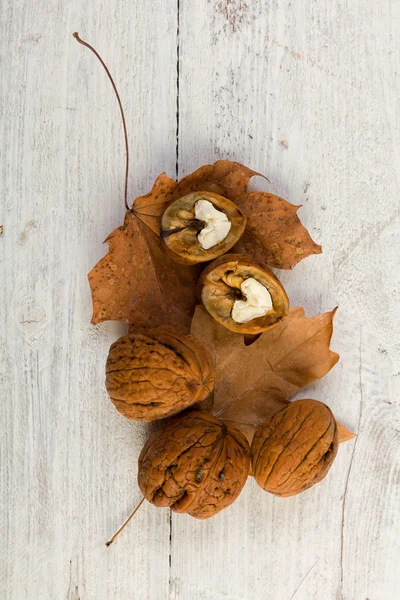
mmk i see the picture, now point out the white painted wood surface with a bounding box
[1,1,399,599]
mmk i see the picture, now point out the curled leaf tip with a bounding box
[337,421,357,444]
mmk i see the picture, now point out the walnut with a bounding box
[198,253,289,334]
[106,327,214,421]
[251,399,338,497]
[138,410,250,518]
[161,191,246,264]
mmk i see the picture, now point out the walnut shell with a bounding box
[198,253,289,334]
[251,399,338,497]
[106,327,214,422]
[138,410,250,518]
[160,191,246,264]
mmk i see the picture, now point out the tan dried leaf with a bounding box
[174,160,322,270]
[88,162,257,329]
[89,160,322,329]
[191,305,339,442]
[173,160,260,201]
[88,175,200,331]
[336,421,357,443]
[233,192,322,269]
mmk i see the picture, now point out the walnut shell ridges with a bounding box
[251,399,338,497]
[138,410,251,519]
[161,191,246,264]
[198,253,289,334]
[106,327,214,422]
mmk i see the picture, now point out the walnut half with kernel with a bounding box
[138,410,251,519]
[198,253,289,334]
[251,399,338,497]
[106,327,214,421]
[161,191,246,264]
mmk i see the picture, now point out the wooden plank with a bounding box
[172,1,400,599]
[1,0,399,598]
[0,1,177,598]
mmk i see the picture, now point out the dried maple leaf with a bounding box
[89,175,200,332]
[191,305,345,444]
[173,160,260,202]
[130,172,177,235]
[89,160,321,329]
[88,162,259,330]
[336,421,356,443]
[133,161,259,235]
[174,160,322,270]
[233,192,322,269]
[77,33,320,328]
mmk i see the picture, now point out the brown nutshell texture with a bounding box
[198,253,289,334]
[251,399,338,497]
[161,191,246,264]
[138,411,251,519]
[106,327,214,421]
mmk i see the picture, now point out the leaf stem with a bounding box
[105,497,145,547]
[73,32,130,212]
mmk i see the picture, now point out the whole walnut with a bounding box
[138,410,251,518]
[106,327,214,422]
[198,253,289,334]
[161,191,246,264]
[251,399,338,497]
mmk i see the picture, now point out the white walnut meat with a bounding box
[138,410,251,519]
[251,399,339,497]
[198,253,289,334]
[106,327,214,422]
[160,191,246,264]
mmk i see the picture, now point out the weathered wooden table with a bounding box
[1,1,399,598]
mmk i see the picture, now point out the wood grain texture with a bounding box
[1,0,399,599]
[172,1,400,599]
[0,0,177,598]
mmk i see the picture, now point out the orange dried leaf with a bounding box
[174,160,321,270]
[131,172,177,235]
[89,160,322,329]
[88,162,260,329]
[336,421,357,444]
[89,175,200,331]
[173,160,260,201]
[233,192,322,269]
[191,305,339,443]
